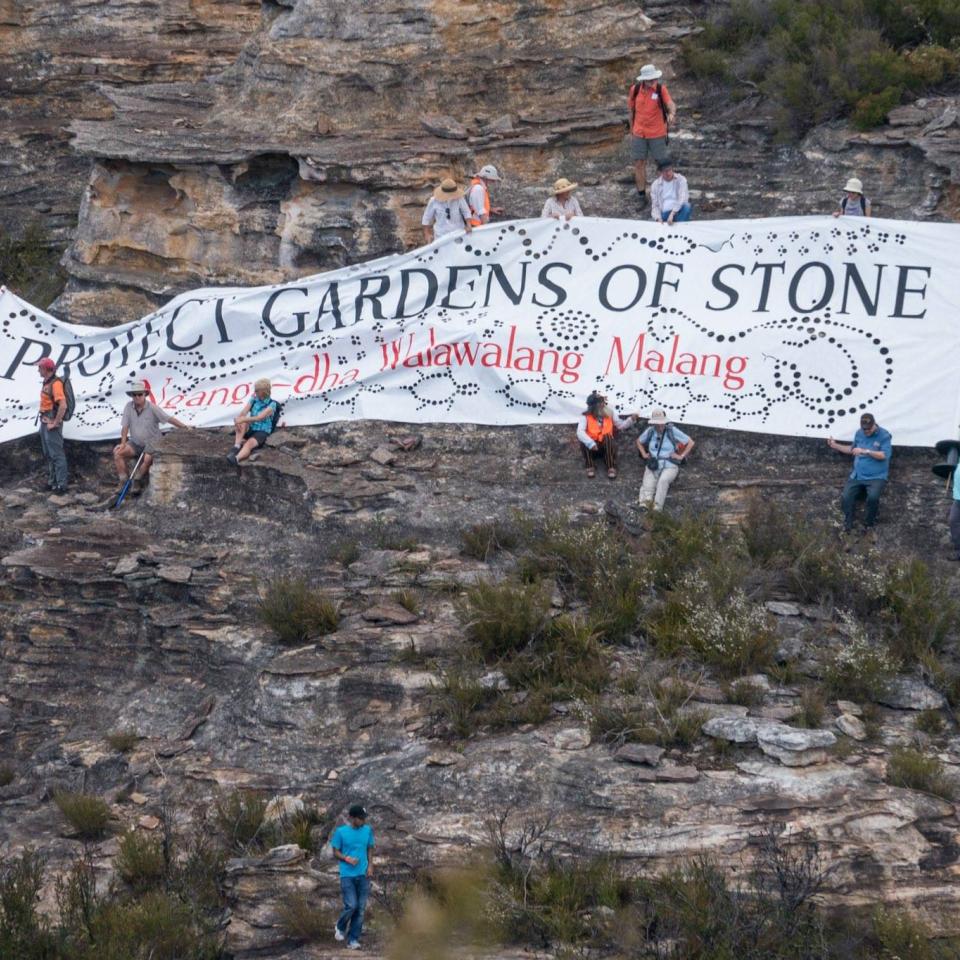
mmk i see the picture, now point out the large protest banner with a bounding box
[2,216,959,446]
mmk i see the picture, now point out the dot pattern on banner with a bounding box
[536,308,599,352]
[495,372,574,414]
[404,369,480,411]
[606,380,710,421]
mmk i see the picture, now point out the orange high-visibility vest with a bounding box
[585,414,614,444]
[467,177,490,226]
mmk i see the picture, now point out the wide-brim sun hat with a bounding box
[844,177,864,194]
[552,178,578,194]
[433,178,464,201]
[649,408,668,425]
[636,63,662,82]
[476,164,501,181]
[126,379,151,396]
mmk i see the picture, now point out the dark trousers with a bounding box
[580,437,617,471]
[950,500,960,557]
[841,477,886,530]
[39,419,68,489]
[337,875,369,944]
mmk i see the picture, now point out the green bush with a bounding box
[886,747,955,800]
[725,679,766,707]
[0,850,56,959]
[823,615,898,700]
[457,579,551,661]
[461,521,519,561]
[278,891,329,942]
[686,0,960,138]
[258,577,339,645]
[106,730,138,754]
[0,223,65,309]
[115,831,167,891]
[213,790,268,852]
[54,791,111,840]
[915,708,946,736]
[882,557,958,664]
[0,764,14,787]
[430,666,498,739]
[793,687,827,729]
[391,588,420,614]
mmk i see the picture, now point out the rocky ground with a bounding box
[1,422,959,957]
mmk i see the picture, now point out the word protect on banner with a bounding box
[2,215,959,446]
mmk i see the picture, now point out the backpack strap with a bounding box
[656,83,669,125]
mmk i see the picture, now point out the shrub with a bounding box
[54,791,111,840]
[915,708,946,736]
[457,579,551,661]
[213,790,268,852]
[0,764,14,787]
[823,615,898,700]
[461,521,519,561]
[0,850,55,958]
[591,681,705,749]
[886,747,955,801]
[647,512,727,591]
[869,906,942,960]
[430,666,497,739]
[0,223,65,308]
[882,557,959,665]
[650,570,776,676]
[332,539,360,567]
[278,891,329,942]
[106,730,138,754]
[738,493,798,565]
[115,830,167,891]
[793,688,827,729]
[788,531,886,612]
[725,679,766,707]
[281,812,319,853]
[391,589,420,614]
[258,577,339,645]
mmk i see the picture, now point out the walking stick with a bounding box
[112,450,146,509]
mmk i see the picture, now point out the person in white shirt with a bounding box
[422,179,473,242]
[576,391,638,479]
[466,164,504,226]
[833,176,872,218]
[650,158,692,225]
[542,178,583,220]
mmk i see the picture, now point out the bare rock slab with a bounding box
[614,743,664,766]
[757,727,836,767]
[876,677,946,711]
[836,714,868,741]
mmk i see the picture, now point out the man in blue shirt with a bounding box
[949,461,960,562]
[331,803,374,949]
[827,412,892,536]
[636,408,695,512]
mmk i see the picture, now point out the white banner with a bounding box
[2,215,960,446]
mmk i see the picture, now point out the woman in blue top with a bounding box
[949,461,960,562]
[227,378,278,466]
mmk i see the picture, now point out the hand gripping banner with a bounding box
[2,215,960,446]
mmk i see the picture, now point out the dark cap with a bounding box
[657,157,675,171]
[586,390,604,408]
[348,804,367,819]
[38,358,56,372]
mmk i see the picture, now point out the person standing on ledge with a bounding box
[466,164,504,226]
[949,459,960,562]
[422,179,473,243]
[542,178,583,221]
[828,412,891,540]
[650,158,691,225]
[37,357,69,494]
[332,803,375,951]
[628,63,675,207]
[637,409,693,512]
[833,177,871,218]
[114,379,191,497]
[577,391,637,480]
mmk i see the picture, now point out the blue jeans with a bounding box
[661,203,692,223]
[841,478,886,530]
[337,876,369,944]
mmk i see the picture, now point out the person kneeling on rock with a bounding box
[228,378,279,466]
[114,379,191,497]
[577,391,637,480]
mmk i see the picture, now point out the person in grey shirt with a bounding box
[113,379,191,496]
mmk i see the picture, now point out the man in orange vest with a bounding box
[628,63,676,206]
[466,165,504,226]
[37,357,69,493]
[576,391,638,480]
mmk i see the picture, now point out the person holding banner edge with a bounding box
[828,412,891,540]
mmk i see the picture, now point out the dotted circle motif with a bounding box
[536,308,599,352]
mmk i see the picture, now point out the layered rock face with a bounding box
[1,0,955,322]
[1,424,959,956]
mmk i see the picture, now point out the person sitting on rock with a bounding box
[637,409,694,511]
[827,412,891,539]
[422,179,473,243]
[628,63,675,206]
[228,378,279,466]
[651,158,691,225]
[542,178,583,221]
[466,164,504,226]
[577,391,637,480]
[114,379,191,496]
[833,177,871,218]
[332,803,374,950]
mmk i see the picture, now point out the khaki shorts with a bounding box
[631,135,669,162]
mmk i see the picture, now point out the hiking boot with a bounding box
[226,452,238,466]
[131,478,145,497]
[636,190,648,207]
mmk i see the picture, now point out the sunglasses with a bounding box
[130,392,145,397]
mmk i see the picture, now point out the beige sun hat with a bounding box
[433,178,465,201]
[648,408,669,425]
[126,379,151,396]
[636,63,663,82]
[844,177,864,194]
[552,177,578,194]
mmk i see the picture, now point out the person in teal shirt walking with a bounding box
[949,461,960,562]
[331,804,374,949]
